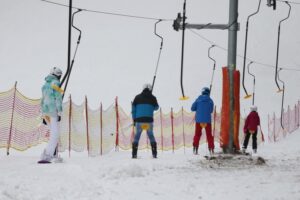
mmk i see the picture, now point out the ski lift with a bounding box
[242,0,261,99]
[267,0,276,10]
[208,45,216,94]
[277,68,285,130]
[151,19,164,93]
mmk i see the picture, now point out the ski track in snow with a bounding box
[1,132,300,200]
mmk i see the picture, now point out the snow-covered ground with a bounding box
[1,130,300,200]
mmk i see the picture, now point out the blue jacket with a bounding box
[132,89,159,123]
[191,95,214,123]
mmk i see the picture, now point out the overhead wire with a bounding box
[40,0,173,21]
[276,0,300,5]
[188,29,300,72]
[41,0,300,73]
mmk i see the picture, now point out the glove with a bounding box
[133,122,136,127]
[243,128,247,133]
[57,116,61,122]
[42,118,47,125]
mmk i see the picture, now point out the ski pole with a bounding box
[151,19,163,93]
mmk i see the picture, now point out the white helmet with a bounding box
[143,83,152,91]
[250,105,257,112]
[50,67,63,77]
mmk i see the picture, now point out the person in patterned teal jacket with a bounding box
[39,67,64,163]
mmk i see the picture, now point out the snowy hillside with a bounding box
[1,130,300,200]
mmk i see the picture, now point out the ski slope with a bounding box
[1,130,300,200]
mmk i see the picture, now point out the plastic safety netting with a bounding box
[268,102,300,142]
[1,85,298,156]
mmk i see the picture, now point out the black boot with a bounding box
[132,143,138,159]
[193,146,198,155]
[151,142,157,158]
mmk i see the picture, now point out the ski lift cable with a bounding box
[275,1,291,92]
[208,45,216,93]
[40,0,173,21]
[247,61,256,105]
[276,0,300,5]
[151,19,164,93]
[188,29,300,72]
[62,9,83,99]
[242,0,261,99]
[277,68,285,130]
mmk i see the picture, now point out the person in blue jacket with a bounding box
[191,87,214,155]
[131,83,159,158]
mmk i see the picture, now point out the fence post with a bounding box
[171,108,175,153]
[7,82,17,156]
[115,97,119,151]
[287,105,290,133]
[267,114,270,142]
[160,108,164,152]
[213,105,217,138]
[181,107,186,154]
[298,100,300,128]
[293,104,298,131]
[68,95,72,157]
[273,112,276,142]
[100,102,103,156]
[85,96,90,156]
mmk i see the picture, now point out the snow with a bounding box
[1,130,300,200]
[1,0,300,199]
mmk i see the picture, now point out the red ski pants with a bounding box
[193,123,214,150]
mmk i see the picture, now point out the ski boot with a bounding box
[193,146,198,155]
[242,148,246,154]
[132,143,138,159]
[253,149,257,154]
[209,148,214,156]
[151,142,157,158]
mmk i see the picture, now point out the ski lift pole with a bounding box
[277,68,285,130]
[62,9,82,99]
[208,45,216,94]
[179,0,189,100]
[275,1,291,92]
[247,61,255,105]
[242,0,261,99]
[151,19,163,93]
[61,0,73,88]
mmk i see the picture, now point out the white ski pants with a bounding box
[45,116,60,156]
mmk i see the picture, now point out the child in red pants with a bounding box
[191,87,214,155]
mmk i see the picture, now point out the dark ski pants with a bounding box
[133,122,156,144]
[193,123,214,150]
[243,130,257,150]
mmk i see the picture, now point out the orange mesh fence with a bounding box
[268,102,300,142]
[1,84,297,155]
